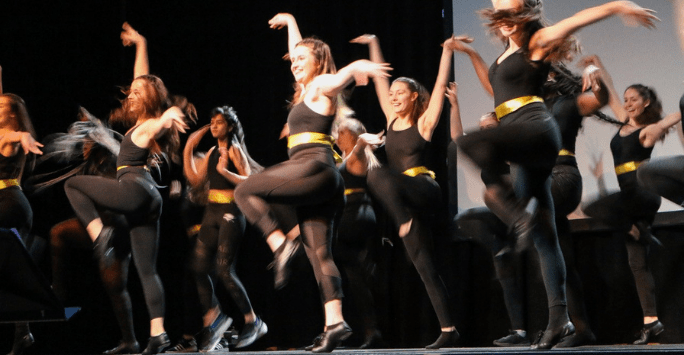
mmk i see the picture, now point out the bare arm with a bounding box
[350,35,393,122]
[269,13,303,59]
[182,125,210,187]
[675,0,684,54]
[121,22,149,78]
[217,144,251,185]
[452,36,493,97]
[576,63,610,116]
[131,106,188,148]
[0,131,43,157]
[641,111,682,148]
[530,1,658,60]
[445,82,463,142]
[311,60,392,100]
[344,132,385,176]
[0,65,3,94]
[580,55,627,123]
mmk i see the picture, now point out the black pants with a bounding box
[190,202,253,317]
[366,167,453,328]
[64,170,165,319]
[637,156,684,206]
[235,147,344,303]
[0,186,32,240]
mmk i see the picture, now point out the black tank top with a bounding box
[339,161,366,190]
[0,151,24,179]
[489,49,550,108]
[207,147,236,190]
[385,119,427,172]
[117,126,149,167]
[610,128,652,190]
[287,102,336,157]
[547,94,582,167]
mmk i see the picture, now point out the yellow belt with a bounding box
[495,96,544,120]
[287,132,343,163]
[208,189,235,204]
[0,179,20,190]
[117,165,150,172]
[403,166,436,179]
[344,188,366,196]
[187,224,201,236]
[559,149,575,157]
[615,161,642,176]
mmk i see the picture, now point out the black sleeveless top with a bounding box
[547,94,582,167]
[207,147,236,190]
[0,151,24,180]
[385,119,427,172]
[489,49,550,109]
[339,161,366,190]
[287,102,336,158]
[610,128,652,190]
[117,126,149,168]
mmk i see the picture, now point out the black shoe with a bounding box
[553,330,596,348]
[493,330,530,347]
[512,198,537,253]
[166,338,197,353]
[8,332,34,355]
[530,322,575,350]
[236,316,268,348]
[93,226,116,269]
[425,330,459,349]
[103,340,140,355]
[142,333,170,355]
[635,221,662,246]
[196,313,233,351]
[303,333,324,351]
[269,238,301,290]
[359,329,382,349]
[634,320,665,345]
[311,322,352,353]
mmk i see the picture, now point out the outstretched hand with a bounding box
[445,82,458,105]
[268,13,293,30]
[442,34,474,52]
[616,1,659,29]
[350,34,377,45]
[351,60,392,86]
[20,133,43,155]
[120,22,146,47]
[160,106,189,134]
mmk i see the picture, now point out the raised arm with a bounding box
[311,60,392,100]
[121,22,149,78]
[268,13,303,59]
[580,55,627,123]
[641,111,682,148]
[132,106,188,148]
[445,82,463,142]
[575,62,610,116]
[350,35,393,121]
[529,1,658,61]
[344,131,385,176]
[450,35,493,97]
[182,125,210,187]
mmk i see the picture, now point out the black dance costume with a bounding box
[366,119,454,331]
[235,102,344,303]
[584,128,661,319]
[0,151,32,239]
[457,49,569,339]
[64,126,166,322]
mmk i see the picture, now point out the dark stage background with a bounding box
[2,0,684,353]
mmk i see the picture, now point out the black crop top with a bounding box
[547,94,582,167]
[0,151,24,180]
[207,147,236,190]
[385,119,427,172]
[287,102,336,157]
[489,49,550,108]
[610,128,653,189]
[117,126,149,168]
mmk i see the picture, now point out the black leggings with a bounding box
[637,156,684,206]
[190,202,253,316]
[458,105,567,312]
[234,147,344,303]
[64,170,165,319]
[366,167,453,328]
[0,187,32,240]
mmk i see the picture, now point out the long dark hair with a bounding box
[210,105,263,174]
[392,77,429,125]
[627,84,662,126]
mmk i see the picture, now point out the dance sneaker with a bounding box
[493,330,530,347]
[634,320,665,345]
[311,322,352,353]
[236,317,268,348]
[530,322,575,350]
[212,338,230,352]
[103,340,140,354]
[197,313,233,352]
[8,330,34,355]
[141,332,171,355]
[166,337,197,353]
[93,226,116,269]
[425,330,459,349]
[269,238,301,289]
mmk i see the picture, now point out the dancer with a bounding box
[182,106,268,351]
[0,69,44,355]
[582,56,680,345]
[332,117,384,349]
[450,0,657,349]
[351,33,460,349]
[233,13,390,353]
[63,22,195,355]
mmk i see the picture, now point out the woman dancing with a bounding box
[451,0,657,349]
[351,33,460,349]
[233,13,390,353]
[582,56,680,345]
[63,22,195,355]
[182,106,267,350]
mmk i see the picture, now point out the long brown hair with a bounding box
[479,0,580,63]
[627,84,662,126]
[1,93,37,138]
[289,37,337,108]
[392,77,429,125]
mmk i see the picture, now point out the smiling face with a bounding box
[127,79,149,115]
[492,0,523,38]
[0,96,17,130]
[290,44,318,84]
[388,81,418,117]
[623,87,649,122]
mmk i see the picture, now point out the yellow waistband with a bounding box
[208,189,235,204]
[187,224,201,236]
[287,132,342,163]
[559,149,575,157]
[117,165,150,172]
[615,161,642,176]
[403,166,435,179]
[0,179,20,190]
[495,96,544,120]
[344,188,366,196]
